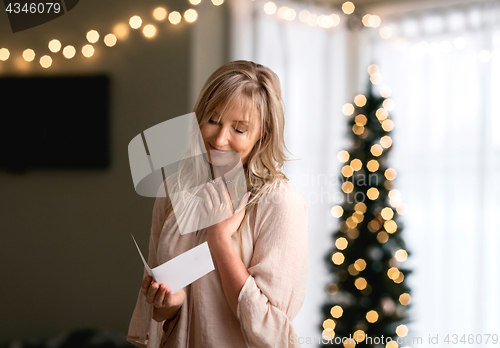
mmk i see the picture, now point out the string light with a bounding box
[113,23,129,40]
[342,103,355,115]
[153,7,167,20]
[22,49,35,62]
[332,252,345,265]
[0,1,494,74]
[396,324,409,337]
[129,15,142,29]
[264,2,277,15]
[337,150,350,163]
[184,9,198,22]
[48,39,61,52]
[354,94,367,107]
[63,45,76,59]
[143,24,156,38]
[342,1,355,15]
[335,237,348,250]
[86,30,99,43]
[169,11,182,24]
[331,305,343,318]
[366,310,379,323]
[0,48,10,61]
[39,55,52,68]
[331,206,344,218]
[395,249,408,262]
[399,293,411,305]
[82,44,94,58]
[104,34,117,47]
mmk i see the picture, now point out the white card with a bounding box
[131,234,215,293]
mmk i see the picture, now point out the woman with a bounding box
[127,60,309,347]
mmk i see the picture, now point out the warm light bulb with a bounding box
[331,206,344,218]
[143,24,156,38]
[367,187,379,200]
[350,159,362,171]
[367,64,379,75]
[335,237,348,250]
[331,305,343,318]
[332,252,345,265]
[342,182,354,193]
[184,9,198,22]
[380,85,392,98]
[48,39,61,52]
[399,293,411,305]
[370,144,383,156]
[395,249,408,262]
[396,324,409,337]
[264,2,277,15]
[341,1,355,15]
[63,45,76,59]
[169,11,182,24]
[0,48,10,61]
[381,207,394,220]
[82,44,95,58]
[367,160,379,172]
[22,49,35,62]
[113,23,129,40]
[337,150,350,163]
[354,94,367,107]
[211,0,224,5]
[129,16,142,29]
[39,55,52,68]
[366,310,378,323]
[153,7,168,20]
[342,103,355,116]
[87,30,99,43]
[104,34,117,47]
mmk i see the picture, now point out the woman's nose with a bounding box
[214,127,229,147]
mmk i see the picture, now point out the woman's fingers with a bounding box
[140,276,153,296]
[146,281,160,305]
[153,284,167,308]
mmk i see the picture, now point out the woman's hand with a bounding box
[140,275,186,322]
[201,177,251,242]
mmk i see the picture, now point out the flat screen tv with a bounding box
[0,75,111,173]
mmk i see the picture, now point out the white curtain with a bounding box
[229,0,349,344]
[360,1,500,345]
[230,0,500,345]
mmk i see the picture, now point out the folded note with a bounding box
[131,234,215,293]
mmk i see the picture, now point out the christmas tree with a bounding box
[320,66,412,348]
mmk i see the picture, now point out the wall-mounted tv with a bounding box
[0,75,111,174]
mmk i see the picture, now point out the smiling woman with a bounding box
[127,60,309,348]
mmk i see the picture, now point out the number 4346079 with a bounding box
[5,2,62,14]
[444,334,498,344]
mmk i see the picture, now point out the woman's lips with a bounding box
[209,143,228,154]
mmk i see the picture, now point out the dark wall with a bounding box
[0,0,193,341]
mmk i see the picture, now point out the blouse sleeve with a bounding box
[127,182,177,348]
[237,182,309,348]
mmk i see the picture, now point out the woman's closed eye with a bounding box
[208,119,247,134]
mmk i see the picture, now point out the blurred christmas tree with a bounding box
[320,65,412,348]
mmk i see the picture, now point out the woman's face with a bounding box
[200,100,261,167]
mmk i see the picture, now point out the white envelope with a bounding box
[131,234,215,293]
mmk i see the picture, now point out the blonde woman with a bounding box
[127,60,309,347]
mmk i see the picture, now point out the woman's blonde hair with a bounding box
[163,60,290,258]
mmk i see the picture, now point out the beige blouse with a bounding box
[127,179,309,348]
